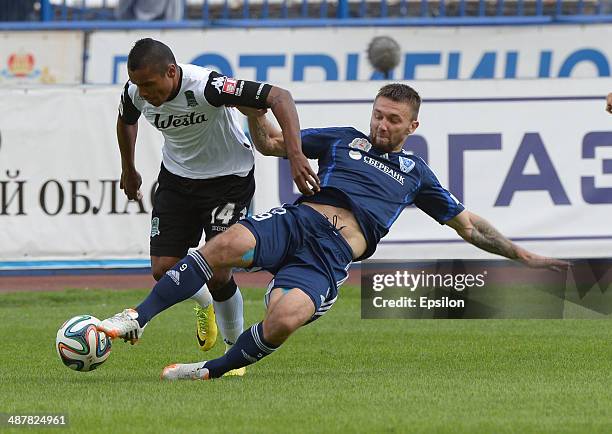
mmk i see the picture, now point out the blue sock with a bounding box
[204,322,278,378]
[135,251,213,327]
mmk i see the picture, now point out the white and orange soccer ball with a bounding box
[56,315,112,372]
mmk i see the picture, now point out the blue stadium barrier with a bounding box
[0,0,610,28]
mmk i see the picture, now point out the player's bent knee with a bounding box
[202,233,235,265]
[201,224,256,267]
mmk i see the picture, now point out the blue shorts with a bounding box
[238,204,353,322]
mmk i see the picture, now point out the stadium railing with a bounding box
[0,0,610,29]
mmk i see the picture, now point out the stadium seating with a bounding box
[0,0,609,22]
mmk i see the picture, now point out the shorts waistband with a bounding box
[160,163,254,184]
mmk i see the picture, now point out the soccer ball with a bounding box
[56,315,112,372]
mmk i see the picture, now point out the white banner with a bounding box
[275,80,612,260]
[0,79,610,262]
[0,32,83,85]
[0,87,161,261]
[86,25,612,84]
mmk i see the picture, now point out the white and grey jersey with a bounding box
[118,63,271,179]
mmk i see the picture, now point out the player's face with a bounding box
[128,64,177,107]
[369,97,419,153]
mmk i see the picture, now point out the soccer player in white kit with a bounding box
[115,38,319,375]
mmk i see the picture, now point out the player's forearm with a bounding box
[267,88,302,160]
[116,117,138,170]
[464,214,525,261]
[247,115,286,157]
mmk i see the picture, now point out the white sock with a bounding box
[213,288,244,346]
[190,284,213,308]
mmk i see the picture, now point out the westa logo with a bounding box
[154,112,208,129]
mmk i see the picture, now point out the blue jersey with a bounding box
[295,126,464,261]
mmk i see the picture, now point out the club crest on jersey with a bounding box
[348,138,372,152]
[184,90,198,107]
[223,78,238,94]
[399,156,416,174]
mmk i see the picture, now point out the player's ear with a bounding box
[408,120,419,134]
[167,64,177,78]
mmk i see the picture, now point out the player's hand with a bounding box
[606,93,612,114]
[520,253,571,272]
[120,168,143,201]
[288,153,320,196]
[236,106,268,118]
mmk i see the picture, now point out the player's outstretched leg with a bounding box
[161,288,314,380]
[98,225,256,342]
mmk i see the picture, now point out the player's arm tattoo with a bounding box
[267,90,281,108]
[447,211,519,260]
[247,115,286,157]
[468,216,518,260]
[249,117,270,150]
[448,211,568,270]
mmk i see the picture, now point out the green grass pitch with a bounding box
[1,285,611,433]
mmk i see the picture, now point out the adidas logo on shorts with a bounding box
[166,270,180,286]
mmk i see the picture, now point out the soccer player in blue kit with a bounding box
[99,83,569,380]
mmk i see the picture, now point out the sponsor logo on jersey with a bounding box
[348,138,372,152]
[363,156,405,185]
[223,78,238,94]
[184,90,198,107]
[399,156,416,174]
[255,83,264,100]
[151,217,160,237]
[153,112,208,129]
[235,80,245,97]
[211,76,225,94]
